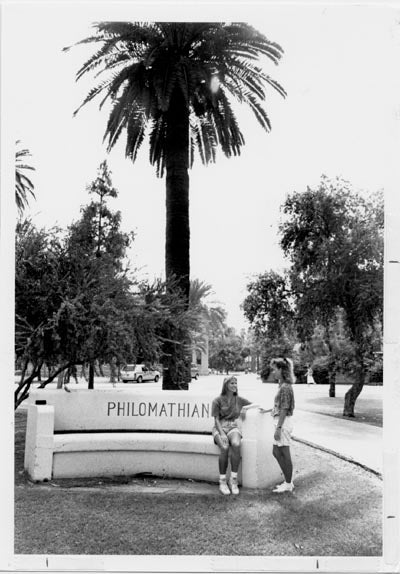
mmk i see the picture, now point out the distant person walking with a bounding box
[211,376,255,495]
[270,357,296,493]
[307,366,316,385]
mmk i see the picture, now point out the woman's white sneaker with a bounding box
[272,480,286,490]
[229,477,239,495]
[273,481,294,493]
[219,480,230,495]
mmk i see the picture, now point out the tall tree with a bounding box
[242,270,296,379]
[64,161,134,388]
[15,141,35,215]
[66,21,286,389]
[280,176,383,416]
[209,326,245,374]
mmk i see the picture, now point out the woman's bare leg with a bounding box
[214,434,230,474]
[228,432,242,473]
[279,446,293,482]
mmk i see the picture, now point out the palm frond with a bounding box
[15,142,35,214]
[125,108,147,161]
[69,21,285,173]
[149,114,168,177]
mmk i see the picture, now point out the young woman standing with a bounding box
[270,357,296,493]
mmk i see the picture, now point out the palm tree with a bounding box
[15,141,35,215]
[189,279,226,370]
[67,22,286,388]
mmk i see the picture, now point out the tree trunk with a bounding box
[162,326,191,390]
[343,364,365,417]
[162,86,191,391]
[20,357,29,385]
[324,327,336,397]
[328,367,336,397]
[80,364,87,381]
[109,358,117,385]
[57,371,64,389]
[14,359,43,410]
[37,362,74,389]
[69,365,78,383]
[88,361,95,389]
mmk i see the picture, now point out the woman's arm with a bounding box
[274,407,288,440]
[214,416,229,446]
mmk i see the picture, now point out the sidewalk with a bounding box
[293,409,382,475]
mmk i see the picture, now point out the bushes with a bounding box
[368,359,383,384]
[311,357,331,384]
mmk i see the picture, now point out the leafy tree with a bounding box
[66,21,286,389]
[15,163,139,405]
[297,311,357,386]
[280,176,383,416]
[15,141,35,215]
[15,220,68,407]
[209,326,245,374]
[14,170,198,407]
[62,161,135,386]
[243,270,294,338]
[242,270,296,378]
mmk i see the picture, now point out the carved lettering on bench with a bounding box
[106,401,210,418]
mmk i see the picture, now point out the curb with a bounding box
[292,436,382,479]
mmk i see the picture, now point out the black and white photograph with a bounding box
[1,1,400,572]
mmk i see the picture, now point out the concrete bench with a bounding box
[25,388,282,488]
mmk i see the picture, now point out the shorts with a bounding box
[212,420,242,444]
[273,416,293,447]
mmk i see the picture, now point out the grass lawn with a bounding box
[15,411,382,556]
[293,387,382,427]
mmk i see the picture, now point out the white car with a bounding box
[120,364,160,383]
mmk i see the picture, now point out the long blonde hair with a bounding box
[220,375,238,396]
[270,357,296,384]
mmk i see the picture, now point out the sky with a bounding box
[4,1,400,330]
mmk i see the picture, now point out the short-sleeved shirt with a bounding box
[211,395,252,422]
[272,383,295,417]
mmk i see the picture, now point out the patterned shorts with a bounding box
[212,420,242,443]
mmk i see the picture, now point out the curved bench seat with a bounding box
[54,432,219,454]
[53,432,221,481]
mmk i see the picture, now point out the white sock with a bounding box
[231,472,238,480]
[219,474,226,482]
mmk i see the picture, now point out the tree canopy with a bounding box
[243,176,383,416]
[14,162,194,407]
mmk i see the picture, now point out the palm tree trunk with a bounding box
[165,87,190,299]
[162,86,191,390]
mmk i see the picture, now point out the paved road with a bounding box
[19,373,383,475]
